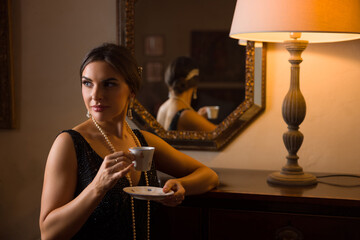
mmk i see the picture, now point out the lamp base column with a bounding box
[267,38,317,187]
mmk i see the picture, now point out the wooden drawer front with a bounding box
[153,206,203,240]
[209,208,360,240]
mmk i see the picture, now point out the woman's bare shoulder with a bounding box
[179,109,216,131]
[50,120,92,160]
[50,131,77,158]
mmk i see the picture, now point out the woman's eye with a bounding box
[104,82,117,87]
[82,81,92,87]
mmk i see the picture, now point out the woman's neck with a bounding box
[169,89,193,104]
[170,95,193,110]
[91,115,127,139]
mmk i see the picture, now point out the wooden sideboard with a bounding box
[153,168,360,240]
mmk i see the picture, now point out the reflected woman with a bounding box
[157,57,216,131]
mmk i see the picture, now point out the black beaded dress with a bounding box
[62,129,159,240]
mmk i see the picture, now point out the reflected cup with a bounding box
[206,106,219,119]
[129,146,155,171]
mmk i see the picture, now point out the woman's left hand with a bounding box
[159,179,185,207]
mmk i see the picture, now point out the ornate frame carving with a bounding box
[0,0,14,129]
[117,0,266,150]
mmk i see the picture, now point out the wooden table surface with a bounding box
[176,168,360,217]
[211,168,360,200]
[155,168,360,240]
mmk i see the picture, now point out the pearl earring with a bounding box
[193,88,197,99]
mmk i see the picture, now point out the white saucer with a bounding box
[123,186,174,201]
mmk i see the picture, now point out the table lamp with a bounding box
[229,0,360,186]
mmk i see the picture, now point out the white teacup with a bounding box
[206,106,219,119]
[129,146,155,171]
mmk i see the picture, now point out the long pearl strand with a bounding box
[91,116,150,240]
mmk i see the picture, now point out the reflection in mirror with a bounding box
[117,0,266,150]
[135,0,247,126]
[156,56,217,132]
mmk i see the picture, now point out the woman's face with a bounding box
[81,60,133,122]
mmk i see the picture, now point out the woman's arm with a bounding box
[141,130,219,196]
[39,132,134,240]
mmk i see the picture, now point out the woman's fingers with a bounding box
[93,151,136,193]
[197,107,208,117]
[159,194,184,207]
[112,162,134,179]
[106,152,136,178]
[105,151,135,164]
[102,151,136,173]
[159,179,185,206]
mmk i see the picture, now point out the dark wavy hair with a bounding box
[80,43,141,94]
[164,56,199,95]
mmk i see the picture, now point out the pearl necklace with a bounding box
[91,116,150,240]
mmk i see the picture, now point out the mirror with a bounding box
[117,0,266,150]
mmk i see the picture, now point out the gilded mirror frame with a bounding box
[117,0,266,150]
[0,0,15,129]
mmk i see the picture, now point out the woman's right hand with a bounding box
[197,107,208,118]
[92,151,135,194]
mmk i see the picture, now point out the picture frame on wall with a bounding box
[0,0,15,129]
[145,61,163,83]
[144,35,164,56]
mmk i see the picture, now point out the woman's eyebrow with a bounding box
[103,77,118,82]
[81,77,118,82]
[81,76,91,81]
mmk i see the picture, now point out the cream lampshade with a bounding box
[230,0,360,186]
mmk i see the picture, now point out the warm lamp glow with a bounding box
[231,32,360,43]
[230,0,360,186]
[230,0,360,43]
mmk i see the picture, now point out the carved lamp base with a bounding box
[267,171,317,186]
[268,33,317,187]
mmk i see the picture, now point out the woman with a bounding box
[156,56,217,132]
[39,43,218,240]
